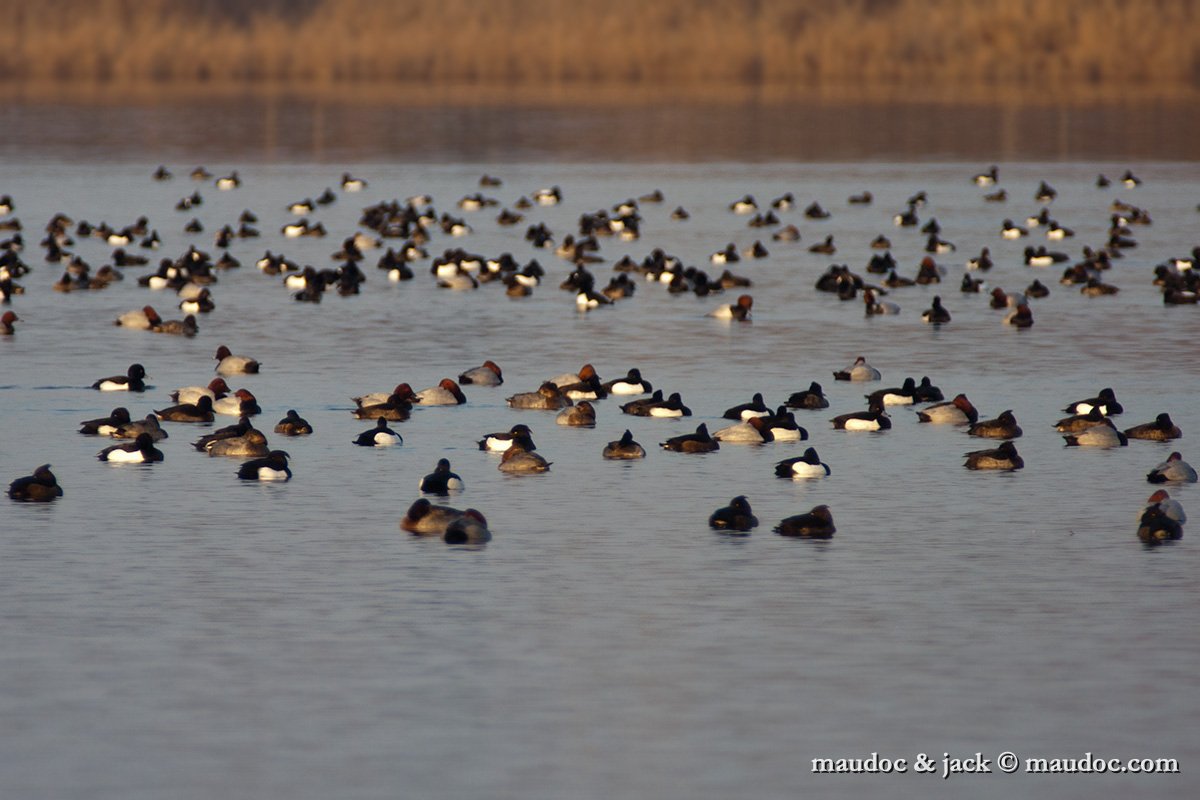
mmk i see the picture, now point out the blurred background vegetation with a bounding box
[2,0,1196,102]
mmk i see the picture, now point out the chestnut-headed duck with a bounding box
[549,363,597,388]
[1124,413,1182,442]
[154,395,215,423]
[1062,418,1128,447]
[352,383,416,410]
[238,450,292,481]
[707,294,753,321]
[709,496,758,533]
[458,360,504,386]
[214,345,260,375]
[1004,304,1034,327]
[786,381,829,410]
[1064,388,1123,416]
[354,418,403,447]
[499,446,551,473]
[444,509,491,544]
[93,363,147,392]
[415,378,467,406]
[712,416,774,444]
[774,447,830,479]
[774,505,836,538]
[1144,489,1186,524]
[556,401,596,427]
[419,458,464,495]
[171,377,230,405]
[274,410,314,436]
[916,394,978,425]
[833,356,880,382]
[863,288,900,315]
[1147,452,1197,484]
[968,410,1022,439]
[79,407,132,436]
[98,432,164,463]
[507,382,572,410]
[964,440,1024,470]
[723,392,770,420]
[832,400,891,431]
[602,368,653,396]
[8,464,64,502]
[660,423,719,453]
[114,305,161,330]
[602,429,646,460]
[0,310,17,335]
[479,424,536,453]
[213,388,261,417]
[401,498,464,535]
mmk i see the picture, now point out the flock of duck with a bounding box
[2,164,1195,545]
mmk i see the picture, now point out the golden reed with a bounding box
[1,0,1196,102]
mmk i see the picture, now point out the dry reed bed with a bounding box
[2,0,1197,91]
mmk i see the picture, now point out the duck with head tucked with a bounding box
[709,496,759,533]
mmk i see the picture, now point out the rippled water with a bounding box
[1,103,1198,798]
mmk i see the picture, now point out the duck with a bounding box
[352,393,412,421]
[556,401,596,427]
[401,498,464,535]
[171,377,231,405]
[93,363,147,392]
[1054,408,1107,433]
[921,295,952,325]
[1147,452,1197,483]
[1144,489,1187,524]
[1025,279,1050,298]
[764,407,807,441]
[774,505,836,538]
[98,432,164,463]
[632,392,691,418]
[352,383,416,410]
[444,510,491,544]
[237,450,292,481]
[1064,387,1123,416]
[112,414,169,442]
[729,195,757,214]
[660,423,719,453]
[479,424,536,453]
[863,288,900,315]
[414,378,467,406]
[215,171,241,190]
[507,382,572,410]
[192,417,252,451]
[498,445,552,473]
[708,496,759,533]
[832,399,891,431]
[602,429,646,460]
[785,381,829,410]
[808,235,836,254]
[1063,418,1128,447]
[866,377,917,407]
[418,458,465,495]
[214,345,260,375]
[707,294,753,321]
[354,418,402,447]
[0,310,17,335]
[206,428,269,458]
[713,416,775,443]
[559,374,608,401]
[549,363,597,388]
[602,368,652,396]
[966,248,993,271]
[274,410,313,436]
[1000,219,1028,239]
[1124,413,1182,442]
[457,360,503,386]
[973,165,999,186]
[79,406,132,436]
[155,395,214,423]
[1004,304,1034,327]
[213,388,261,417]
[774,447,831,479]
[1137,502,1185,545]
[968,410,1022,439]
[913,376,944,403]
[7,464,64,501]
[723,392,771,420]
[114,304,161,330]
[1035,181,1057,202]
[832,356,880,382]
[964,440,1024,470]
[341,173,367,191]
[150,313,199,337]
[916,394,978,424]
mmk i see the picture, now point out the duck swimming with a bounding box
[602,429,646,460]
[785,382,829,410]
[968,410,1022,439]
[237,450,292,481]
[1146,452,1197,484]
[8,464,64,501]
[833,356,880,382]
[709,496,759,533]
[1123,413,1181,442]
[774,447,831,479]
[660,423,719,453]
[354,418,403,447]
[419,458,465,495]
[774,505,836,538]
[443,509,491,544]
[916,394,978,425]
[964,440,1024,470]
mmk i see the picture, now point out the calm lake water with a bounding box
[1,100,1198,799]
